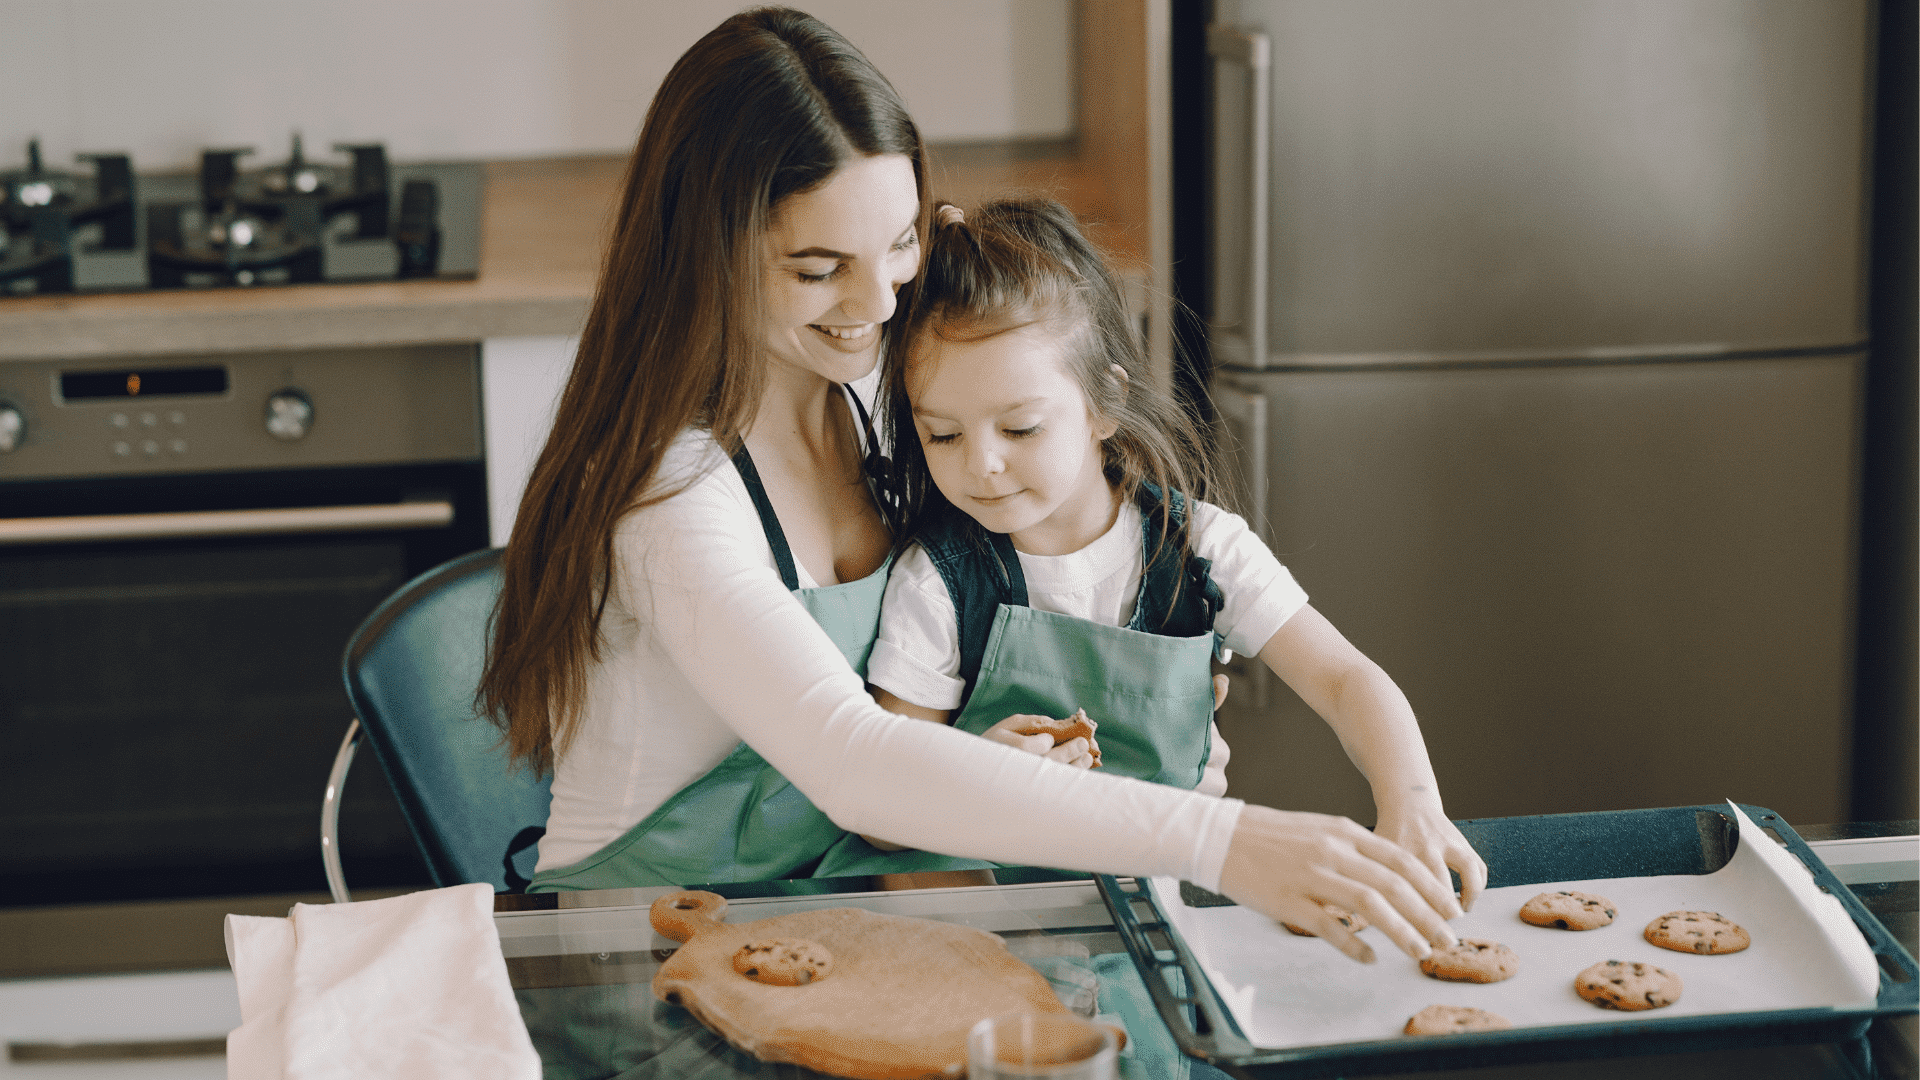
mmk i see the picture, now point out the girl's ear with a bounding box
[1093,363,1127,440]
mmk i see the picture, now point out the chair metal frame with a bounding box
[321,719,364,903]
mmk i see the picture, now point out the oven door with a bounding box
[0,462,488,904]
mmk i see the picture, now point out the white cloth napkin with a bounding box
[224,883,541,1080]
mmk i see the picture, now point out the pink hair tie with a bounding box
[936,204,965,226]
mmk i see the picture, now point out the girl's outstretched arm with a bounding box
[1258,604,1490,911]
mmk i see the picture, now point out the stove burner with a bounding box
[0,135,477,296]
[0,140,136,294]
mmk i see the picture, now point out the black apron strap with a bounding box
[921,520,1028,710]
[838,382,902,531]
[730,445,801,591]
[730,386,883,593]
[1130,486,1224,638]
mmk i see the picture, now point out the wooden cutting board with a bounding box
[649,890,1088,1079]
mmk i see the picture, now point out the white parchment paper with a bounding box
[1152,804,1880,1050]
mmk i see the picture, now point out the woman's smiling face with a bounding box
[761,153,921,386]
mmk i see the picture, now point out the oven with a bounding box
[0,344,487,905]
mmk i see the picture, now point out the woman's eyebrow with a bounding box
[784,246,851,260]
[782,221,916,262]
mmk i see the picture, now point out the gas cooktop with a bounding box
[0,136,481,296]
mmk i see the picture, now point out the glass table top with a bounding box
[494,833,1916,1080]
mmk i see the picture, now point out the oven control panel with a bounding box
[0,344,480,481]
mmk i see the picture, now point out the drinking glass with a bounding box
[966,1012,1119,1080]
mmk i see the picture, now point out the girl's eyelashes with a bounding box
[919,424,1042,446]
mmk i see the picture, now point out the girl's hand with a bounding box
[1217,805,1462,965]
[1374,795,1489,913]
[981,713,1098,769]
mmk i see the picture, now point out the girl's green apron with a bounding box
[813,487,1226,878]
[529,397,893,892]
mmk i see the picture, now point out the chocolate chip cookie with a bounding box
[1519,890,1617,931]
[1403,1004,1513,1035]
[1574,959,1682,1010]
[1644,910,1750,954]
[1418,939,1519,983]
[733,939,833,986]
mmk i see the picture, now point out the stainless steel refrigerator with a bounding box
[1197,0,1872,827]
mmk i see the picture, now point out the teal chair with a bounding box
[321,547,552,902]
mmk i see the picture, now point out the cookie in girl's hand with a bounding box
[1010,709,1101,766]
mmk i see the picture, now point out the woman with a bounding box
[480,6,1479,965]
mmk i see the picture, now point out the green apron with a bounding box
[813,488,1225,878]
[530,400,893,892]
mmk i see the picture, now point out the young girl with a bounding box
[829,198,1486,903]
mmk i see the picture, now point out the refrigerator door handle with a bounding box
[1207,23,1270,371]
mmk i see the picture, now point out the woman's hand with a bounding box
[980,713,1098,768]
[1217,805,1462,965]
[1374,794,1488,913]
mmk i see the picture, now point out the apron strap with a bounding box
[729,383,888,593]
[730,445,802,591]
[1132,485,1225,639]
[840,382,903,532]
[922,524,1029,708]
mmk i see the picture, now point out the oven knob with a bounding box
[265,390,313,441]
[0,403,23,453]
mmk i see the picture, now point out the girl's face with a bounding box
[761,153,921,387]
[908,323,1119,555]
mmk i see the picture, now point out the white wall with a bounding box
[1,0,1073,172]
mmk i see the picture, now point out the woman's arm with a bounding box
[1257,604,1490,911]
[622,472,1457,958]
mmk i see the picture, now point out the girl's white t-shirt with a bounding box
[868,498,1308,712]
[534,428,1246,888]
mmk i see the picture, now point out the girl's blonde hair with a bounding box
[882,198,1220,581]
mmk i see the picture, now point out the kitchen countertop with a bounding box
[0,143,1142,364]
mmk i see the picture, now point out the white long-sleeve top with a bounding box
[534,428,1247,888]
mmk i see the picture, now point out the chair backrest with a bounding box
[343,547,552,891]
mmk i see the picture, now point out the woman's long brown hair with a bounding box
[480,7,928,772]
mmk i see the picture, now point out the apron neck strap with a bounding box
[729,384,884,593]
[730,444,801,591]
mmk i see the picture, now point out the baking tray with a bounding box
[1095,804,1918,1079]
